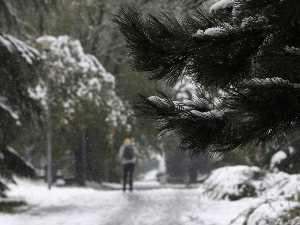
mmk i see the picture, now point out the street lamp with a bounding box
[36,35,56,190]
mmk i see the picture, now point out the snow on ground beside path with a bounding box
[139,169,158,181]
[2,179,126,225]
[2,166,300,225]
[0,178,260,225]
[199,166,300,224]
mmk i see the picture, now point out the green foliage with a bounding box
[0,201,27,213]
[278,206,300,224]
[0,0,57,37]
[37,35,128,182]
[0,32,40,193]
[114,1,300,155]
[227,183,257,201]
[261,134,300,174]
[208,151,250,171]
[0,0,241,187]
[238,204,300,225]
[35,1,161,158]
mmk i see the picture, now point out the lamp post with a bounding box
[36,36,56,190]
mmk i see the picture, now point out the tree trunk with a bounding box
[74,130,87,186]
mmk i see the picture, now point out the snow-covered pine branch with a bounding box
[0,32,40,64]
[115,0,300,153]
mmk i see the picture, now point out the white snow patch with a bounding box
[247,201,299,225]
[140,169,158,181]
[270,150,287,169]
[246,77,300,88]
[289,146,295,154]
[210,0,233,13]
[190,109,224,119]
[204,27,227,36]
[147,96,169,107]
[195,29,204,36]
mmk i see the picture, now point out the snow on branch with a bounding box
[4,146,36,179]
[190,109,224,119]
[147,96,170,108]
[285,46,300,55]
[209,0,233,13]
[147,95,228,120]
[183,98,214,110]
[6,146,35,171]
[204,27,227,36]
[0,96,19,121]
[270,150,287,170]
[246,77,300,88]
[0,32,40,64]
[195,23,234,37]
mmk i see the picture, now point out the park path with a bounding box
[102,189,215,225]
[1,179,256,225]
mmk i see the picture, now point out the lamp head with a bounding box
[36,35,56,51]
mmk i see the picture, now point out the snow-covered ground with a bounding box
[1,165,300,225]
[0,178,259,225]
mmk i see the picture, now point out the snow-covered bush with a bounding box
[201,165,300,224]
[202,165,300,201]
[262,172,300,201]
[258,137,300,174]
[270,150,287,172]
[202,166,264,200]
[231,201,300,225]
[270,145,300,174]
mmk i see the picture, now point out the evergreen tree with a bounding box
[0,0,55,193]
[46,0,184,158]
[0,33,40,193]
[114,0,300,155]
[31,35,128,185]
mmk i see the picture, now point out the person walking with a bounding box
[119,138,140,192]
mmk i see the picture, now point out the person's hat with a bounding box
[124,138,131,144]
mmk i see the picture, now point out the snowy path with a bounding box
[106,190,197,225]
[0,179,261,225]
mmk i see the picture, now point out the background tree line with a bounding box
[1,0,219,189]
[2,0,296,192]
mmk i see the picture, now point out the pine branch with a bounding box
[114,5,267,88]
[134,91,239,154]
[135,77,300,154]
[225,78,300,145]
[117,0,300,154]
[3,146,36,178]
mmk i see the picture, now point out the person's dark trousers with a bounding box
[123,163,135,192]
